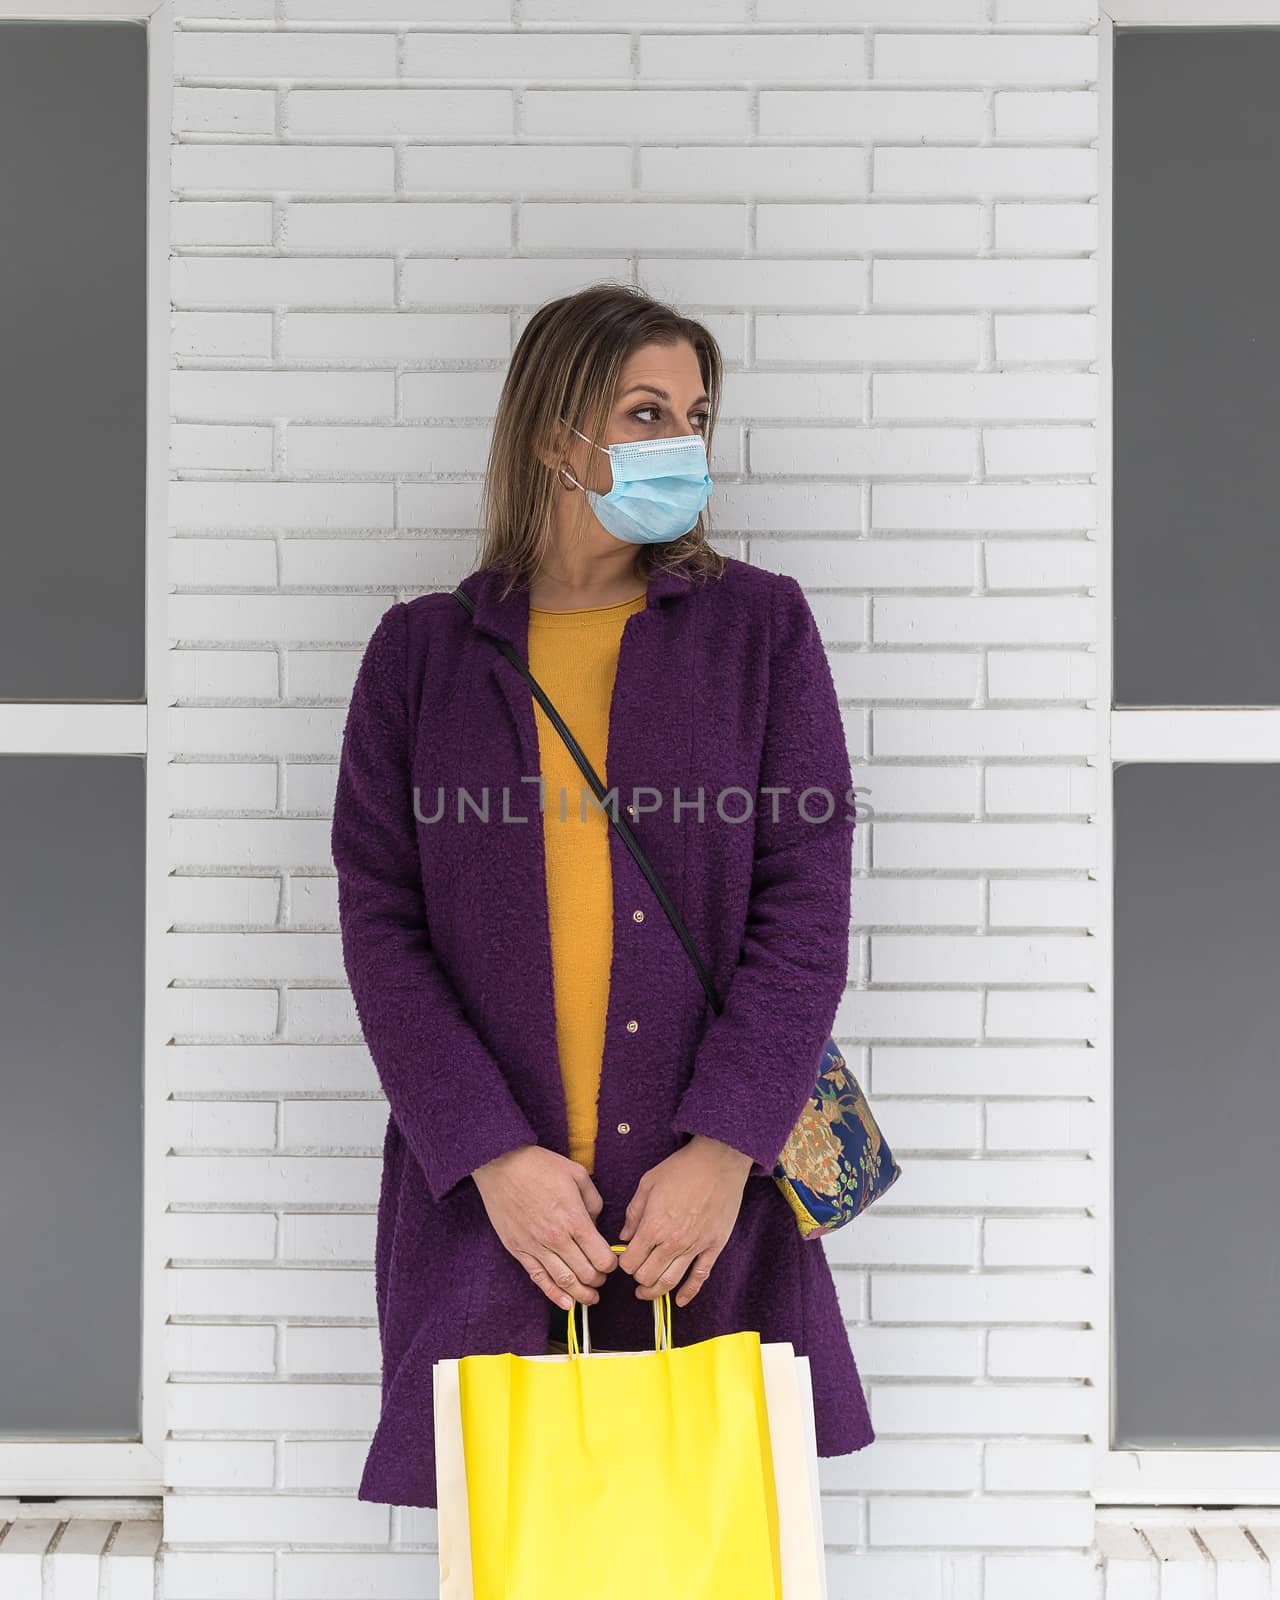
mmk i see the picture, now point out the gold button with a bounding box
[617,1121,631,1135]
[625,1019,638,1033]
[632,909,644,922]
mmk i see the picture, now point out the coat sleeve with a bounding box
[331,600,540,1205]
[671,574,856,1178]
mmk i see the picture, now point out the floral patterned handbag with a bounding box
[451,586,903,1239]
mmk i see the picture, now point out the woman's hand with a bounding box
[615,1136,753,1308]
[472,1144,619,1310]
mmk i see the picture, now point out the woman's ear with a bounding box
[535,417,571,474]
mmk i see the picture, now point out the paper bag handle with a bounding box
[566,1244,672,1359]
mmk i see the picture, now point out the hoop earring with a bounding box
[556,462,581,492]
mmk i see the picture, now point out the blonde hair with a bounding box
[475,282,727,600]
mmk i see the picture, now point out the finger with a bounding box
[633,1246,697,1301]
[575,1168,605,1219]
[553,1228,611,1292]
[573,1215,621,1279]
[622,1218,682,1286]
[616,1198,650,1268]
[615,1218,656,1277]
[519,1254,575,1308]
[526,1255,588,1309]
[541,1199,614,1288]
[565,1169,612,1265]
[618,1175,650,1245]
[536,1238,603,1304]
[673,1252,716,1307]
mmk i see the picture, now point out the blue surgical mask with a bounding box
[559,423,714,545]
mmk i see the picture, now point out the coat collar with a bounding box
[452,559,698,783]
[454,560,694,655]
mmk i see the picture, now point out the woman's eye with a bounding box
[632,405,710,431]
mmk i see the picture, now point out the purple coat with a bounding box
[331,554,875,1509]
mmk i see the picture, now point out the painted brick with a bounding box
[759,88,984,141]
[174,32,396,79]
[874,257,1097,307]
[640,147,869,196]
[522,89,748,138]
[287,88,514,136]
[172,144,395,193]
[874,33,1098,85]
[875,146,1098,198]
[402,32,631,79]
[757,313,982,365]
[639,33,866,81]
[995,90,1100,141]
[406,144,629,193]
[995,202,1100,253]
[757,202,981,253]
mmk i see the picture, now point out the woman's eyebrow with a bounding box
[622,383,711,407]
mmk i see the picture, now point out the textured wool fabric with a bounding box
[527,589,648,1172]
[331,555,875,1509]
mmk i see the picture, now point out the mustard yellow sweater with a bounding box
[527,588,648,1173]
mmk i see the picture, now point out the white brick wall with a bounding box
[165,3,1103,1596]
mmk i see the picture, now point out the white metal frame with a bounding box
[1097,0,1280,1507]
[0,0,171,1496]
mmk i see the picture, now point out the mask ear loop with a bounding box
[556,419,608,494]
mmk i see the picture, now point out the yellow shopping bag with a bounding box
[455,1245,783,1600]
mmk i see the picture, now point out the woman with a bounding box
[332,282,875,1510]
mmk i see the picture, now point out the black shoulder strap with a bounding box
[450,586,723,1017]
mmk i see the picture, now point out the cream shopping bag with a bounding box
[759,1344,829,1600]
[435,1300,828,1600]
[434,1349,475,1600]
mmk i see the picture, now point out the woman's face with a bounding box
[563,338,711,501]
